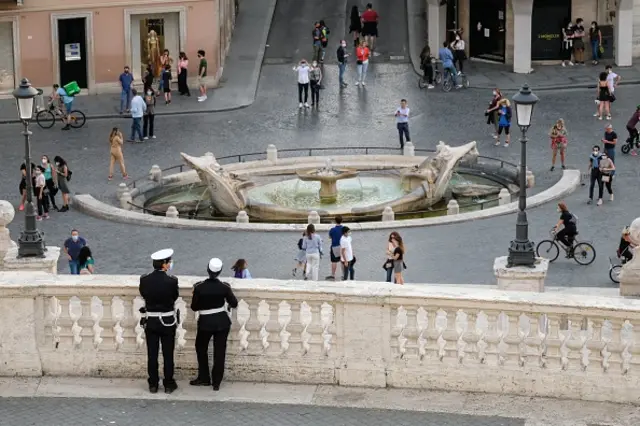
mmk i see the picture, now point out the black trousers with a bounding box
[195,327,230,387]
[589,169,603,200]
[310,80,320,105]
[36,192,49,216]
[556,228,575,247]
[145,323,176,387]
[143,114,155,138]
[45,178,58,208]
[342,259,355,280]
[397,123,411,148]
[298,83,309,103]
[178,69,190,95]
[423,63,433,84]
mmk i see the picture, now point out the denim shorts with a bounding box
[64,102,73,113]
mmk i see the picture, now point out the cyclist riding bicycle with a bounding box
[438,41,461,89]
[619,226,636,263]
[625,105,640,156]
[51,84,74,131]
[554,202,578,256]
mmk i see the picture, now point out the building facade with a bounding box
[427,0,635,73]
[0,0,236,95]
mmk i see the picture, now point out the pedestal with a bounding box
[619,261,640,297]
[319,181,338,204]
[494,255,548,292]
[3,246,61,274]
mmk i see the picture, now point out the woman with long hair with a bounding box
[384,231,400,282]
[177,52,191,96]
[595,71,611,120]
[549,119,568,171]
[391,233,405,285]
[54,155,71,212]
[231,258,252,279]
[293,230,307,279]
[108,127,128,180]
[77,246,95,274]
[589,21,602,65]
[301,224,323,281]
[40,154,59,211]
[485,88,503,140]
[349,5,361,48]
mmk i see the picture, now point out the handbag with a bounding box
[356,60,363,65]
[609,93,616,103]
[382,260,393,270]
[602,174,610,182]
[66,169,73,181]
[599,45,605,55]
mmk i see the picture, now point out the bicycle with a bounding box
[621,133,640,154]
[36,102,86,129]
[535,228,596,265]
[609,257,624,283]
[441,68,469,92]
[418,59,443,89]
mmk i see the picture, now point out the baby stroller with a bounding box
[609,227,634,283]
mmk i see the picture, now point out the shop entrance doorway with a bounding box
[531,0,571,60]
[57,17,88,88]
[469,0,506,62]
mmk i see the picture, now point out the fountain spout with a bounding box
[296,160,359,204]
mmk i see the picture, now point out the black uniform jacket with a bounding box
[191,278,238,331]
[139,269,179,313]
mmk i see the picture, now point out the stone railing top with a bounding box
[2,272,640,316]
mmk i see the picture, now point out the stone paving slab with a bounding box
[0,0,277,124]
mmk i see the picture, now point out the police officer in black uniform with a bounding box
[189,257,238,391]
[139,248,179,394]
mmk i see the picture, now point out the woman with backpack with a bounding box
[293,231,307,279]
[495,98,512,147]
[554,202,578,250]
[54,155,71,212]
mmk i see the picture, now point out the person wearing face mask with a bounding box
[143,89,156,140]
[309,60,322,107]
[572,19,586,65]
[598,151,615,203]
[587,145,604,205]
[337,40,349,88]
[604,64,620,118]
[63,229,87,274]
[554,202,578,252]
[450,32,466,73]
[340,226,355,280]
[119,66,134,115]
[293,59,311,108]
[34,166,49,221]
[549,119,568,171]
[485,88,503,139]
[602,123,617,166]
[40,155,59,211]
[561,21,574,67]
[139,248,179,394]
[189,257,238,391]
[589,22,602,65]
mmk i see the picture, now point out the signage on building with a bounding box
[531,0,571,60]
[64,43,81,62]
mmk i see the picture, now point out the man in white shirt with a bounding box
[293,59,310,108]
[395,99,411,149]
[605,65,621,119]
[340,226,355,280]
[129,88,147,143]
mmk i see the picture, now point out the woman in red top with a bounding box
[355,41,370,86]
[360,3,378,52]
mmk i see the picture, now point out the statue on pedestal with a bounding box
[147,30,161,77]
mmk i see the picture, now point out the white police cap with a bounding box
[208,257,223,272]
[151,248,174,261]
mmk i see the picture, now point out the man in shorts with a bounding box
[197,50,208,102]
[53,84,74,130]
[361,3,379,54]
[326,215,344,280]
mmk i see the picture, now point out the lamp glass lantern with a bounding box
[512,84,539,129]
[13,78,38,121]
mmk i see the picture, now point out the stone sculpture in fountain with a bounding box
[181,140,480,220]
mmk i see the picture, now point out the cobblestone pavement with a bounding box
[0,397,524,426]
[1,0,638,287]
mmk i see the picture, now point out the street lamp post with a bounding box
[14,78,46,258]
[507,84,539,268]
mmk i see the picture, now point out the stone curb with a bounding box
[71,170,580,233]
[0,0,278,125]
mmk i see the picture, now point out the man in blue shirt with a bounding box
[326,215,343,280]
[53,84,74,130]
[63,229,87,274]
[438,41,460,88]
[119,66,134,115]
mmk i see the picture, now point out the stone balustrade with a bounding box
[1,271,640,403]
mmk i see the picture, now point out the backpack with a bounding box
[66,169,72,181]
[569,213,578,225]
[297,238,303,250]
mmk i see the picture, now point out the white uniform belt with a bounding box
[146,311,175,318]
[198,307,227,315]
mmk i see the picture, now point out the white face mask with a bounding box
[42,158,47,164]
[455,36,460,41]
[593,150,599,155]
[341,43,346,47]
[312,62,318,67]
[147,91,152,96]
[492,91,497,96]
[168,261,174,272]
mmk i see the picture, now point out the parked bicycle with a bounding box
[418,59,443,89]
[36,102,86,129]
[536,228,596,265]
[441,68,469,92]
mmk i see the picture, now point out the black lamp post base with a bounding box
[507,239,536,268]
[17,230,47,258]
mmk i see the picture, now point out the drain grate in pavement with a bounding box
[263,57,293,65]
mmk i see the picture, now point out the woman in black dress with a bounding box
[595,71,611,120]
[349,6,361,48]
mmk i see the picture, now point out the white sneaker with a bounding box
[457,71,462,75]
[593,112,599,117]
[569,61,574,66]
[610,194,614,201]
[304,102,310,108]
[198,95,207,102]
[299,103,303,109]
[427,84,434,89]
[355,81,360,86]
[504,142,510,147]
[152,135,156,139]
[143,136,149,140]
[562,62,566,67]
[456,84,463,88]
[361,82,366,86]
[597,199,603,206]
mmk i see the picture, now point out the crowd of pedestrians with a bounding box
[18,156,72,220]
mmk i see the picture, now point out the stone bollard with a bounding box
[116,183,128,200]
[498,188,511,205]
[166,206,179,218]
[382,206,395,221]
[267,144,278,162]
[307,211,320,225]
[0,200,17,264]
[120,191,133,211]
[236,210,249,223]
[447,199,459,215]
[620,217,640,296]
[149,164,162,182]
[403,141,415,156]
[526,169,535,188]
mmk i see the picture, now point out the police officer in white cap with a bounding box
[189,257,238,391]
[139,248,179,394]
